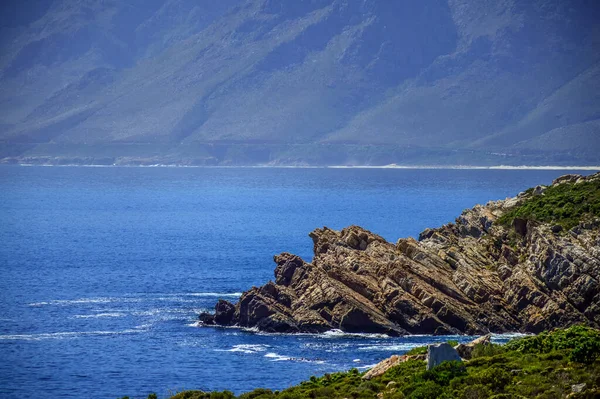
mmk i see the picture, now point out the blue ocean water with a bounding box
[0,166,595,398]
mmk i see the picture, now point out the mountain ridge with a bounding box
[1,0,599,166]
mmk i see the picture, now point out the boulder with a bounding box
[427,343,462,370]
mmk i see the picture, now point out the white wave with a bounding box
[73,313,126,319]
[264,353,326,363]
[319,329,391,339]
[28,297,143,306]
[186,292,243,298]
[216,344,270,354]
[187,321,201,327]
[491,332,531,338]
[265,352,292,361]
[357,343,421,352]
[0,329,144,341]
[155,292,242,298]
[237,327,391,339]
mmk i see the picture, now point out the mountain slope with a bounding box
[1,0,599,165]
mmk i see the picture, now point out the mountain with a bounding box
[199,173,600,335]
[1,0,599,166]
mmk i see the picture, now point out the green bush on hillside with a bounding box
[498,179,600,230]
[504,325,600,364]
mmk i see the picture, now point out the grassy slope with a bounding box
[498,178,600,230]
[124,326,600,399]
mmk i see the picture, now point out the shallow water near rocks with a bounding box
[0,166,593,398]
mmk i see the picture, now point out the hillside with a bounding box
[1,0,600,166]
[200,173,600,335]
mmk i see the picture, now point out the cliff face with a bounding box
[200,173,600,335]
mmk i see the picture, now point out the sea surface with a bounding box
[0,166,595,398]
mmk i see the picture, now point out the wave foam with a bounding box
[216,344,270,354]
[320,329,390,339]
[187,292,243,298]
[264,352,292,361]
[28,297,143,306]
[73,313,126,319]
[0,329,144,341]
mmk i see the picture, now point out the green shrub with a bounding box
[497,179,600,230]
[505,325,600,364]
[459,384,491,399]
[421,361,466,386]
[471,343,506,358]
[405,381,443,399]
[238,388,274,399]
[405,346,427,356]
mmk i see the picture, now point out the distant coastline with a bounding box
[7,163,600,170]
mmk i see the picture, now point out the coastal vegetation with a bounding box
[129,326,600,399]
[498,178,600,230]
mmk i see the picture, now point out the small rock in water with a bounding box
[427,343,462,370]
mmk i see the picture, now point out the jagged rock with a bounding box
[214,299,236,325]
[427,343,462,370]
[455,334,492,359]
[553,175,581,185]
[200,174,600,335]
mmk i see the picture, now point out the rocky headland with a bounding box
[199,173,600,335]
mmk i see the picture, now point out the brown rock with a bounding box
[200,174,600,335]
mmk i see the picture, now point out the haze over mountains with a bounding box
[1,0,599,166]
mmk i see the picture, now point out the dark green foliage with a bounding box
[498,180,600,230]
[471,343,506,358]
[405,346,427,356]
[504,325,600,364]
[170,391,235,399]
[160,326,600,399]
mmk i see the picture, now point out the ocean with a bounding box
[0,166,594,398]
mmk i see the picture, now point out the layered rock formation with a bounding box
[200,173,600,335]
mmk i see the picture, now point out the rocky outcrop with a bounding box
[199,173,600,335]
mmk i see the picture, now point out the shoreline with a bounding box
[5,163,600,170]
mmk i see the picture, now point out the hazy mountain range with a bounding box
[1,0,599,166]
